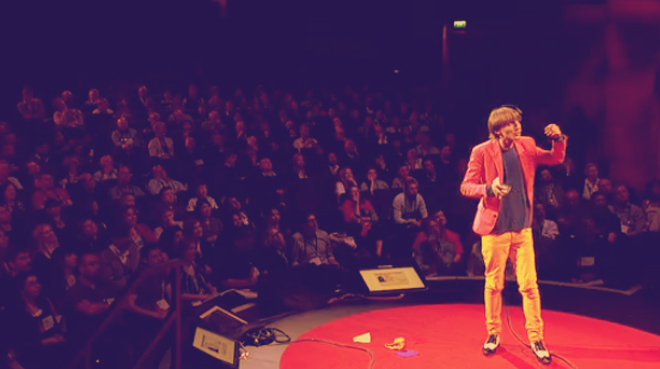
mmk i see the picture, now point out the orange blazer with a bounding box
[460,136,567,235]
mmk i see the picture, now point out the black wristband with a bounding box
[552,135,565,142]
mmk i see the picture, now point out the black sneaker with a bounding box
[482,334,500,356]
[531,340,551,365]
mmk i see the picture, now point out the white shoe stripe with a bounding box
[484,336,500,350]
[533,346,550,358]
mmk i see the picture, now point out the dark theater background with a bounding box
[2,0,659,185]
[1,0,660,368]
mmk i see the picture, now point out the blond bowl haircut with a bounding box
[487,106,522,140]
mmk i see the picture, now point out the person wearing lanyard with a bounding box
[291,213,340,267]
[99,227,139,291]
[5,272,68,369]
[125,244,171,367]
[127,244,170,320]
[610,184,646,237]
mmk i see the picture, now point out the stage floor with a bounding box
[239,301,660,369]
[237,278,660,369]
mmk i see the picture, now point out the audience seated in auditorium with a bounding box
[2,80,653,367]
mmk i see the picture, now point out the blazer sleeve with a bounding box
[460,146,488,199]
[535,136,567,166]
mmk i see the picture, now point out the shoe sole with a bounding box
[535,356,551,365]
[532,351,551,365]
[482,346,498,356]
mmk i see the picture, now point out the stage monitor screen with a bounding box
[192,327,239,368]
[359,266,426,294]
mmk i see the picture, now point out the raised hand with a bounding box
[544,124,562,139]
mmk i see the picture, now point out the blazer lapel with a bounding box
[486,140,504,179]
[513,140,532,178]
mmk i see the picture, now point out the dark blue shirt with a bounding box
[494,146,530,234]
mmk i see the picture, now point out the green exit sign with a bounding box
[453,20,466,29]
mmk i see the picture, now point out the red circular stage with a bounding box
[280,304,660,369]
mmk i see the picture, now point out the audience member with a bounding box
[335,185,383,264]
[392,177,428,258]
[598,178,613,199]
[153,208,183,241]
[118,206,157,250]
[643,179,660,233]
[109,165,146,200]
[609,184,645,237]
[99,227,140,291]
[17,87,46,122]
[582,163,601,201]
[335,167,358,202]
[31,172,72,211]
[49,246,78,308]
[532,203,563,280]
[82,89,100,114]
[148,122,175,161]
[53,98,84,129]
[194,200,223,243]
[360,167,389,194]
[0,160,24,190]
[291,213,340,267]
[4,272,69,369]
[536,167,565,219]
[186,183,218,212]
[413,212,458,277]
[63,251,113,345]
[93,155,118,183]
[391,163,410,190]
[146,165,186,196]
[0,247,33,310]
[31,224,61,296]
[125,243,169,367]
[175,239,218,307]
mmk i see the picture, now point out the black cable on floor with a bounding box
[244,327,291,346]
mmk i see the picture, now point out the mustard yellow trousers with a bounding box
[482,227,543,342]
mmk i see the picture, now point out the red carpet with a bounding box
[280,304,660,369]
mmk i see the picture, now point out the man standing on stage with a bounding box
[460,106,566,364]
